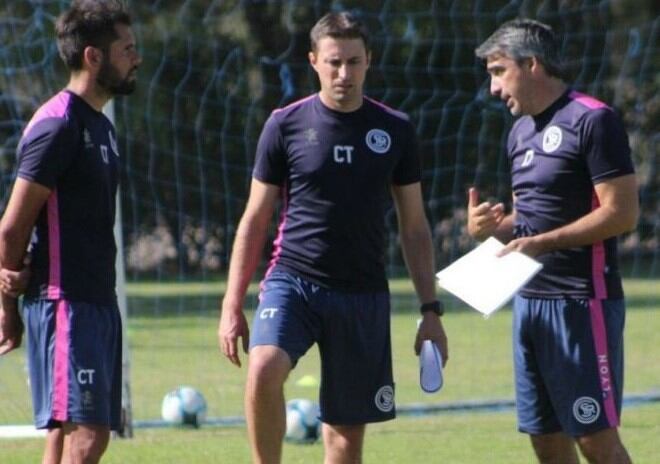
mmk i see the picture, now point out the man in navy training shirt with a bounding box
[468,19,637,464]
[218,11,448,464]
[0,1,141,463]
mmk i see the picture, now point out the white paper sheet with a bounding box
[435,237,543,317]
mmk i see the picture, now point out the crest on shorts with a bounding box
[82,390,95,411]
[572,396,600,424]
[365,129,391,154]
[374,385,394,412]
[542,125,562,153]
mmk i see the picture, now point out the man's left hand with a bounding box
[415,313,448,367]
[0,267,30,298]
[0,299,24,355]
[498,235,547,258]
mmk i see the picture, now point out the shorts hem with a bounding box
[519,423,617,438]
[35,415,118,431]
[567,423,619,438]
[35,416,60,429]
[518,425,562,436]
[321,412,396,426]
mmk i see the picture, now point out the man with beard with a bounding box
[0,1,140,463]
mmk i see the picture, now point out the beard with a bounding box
[97,58,137,96]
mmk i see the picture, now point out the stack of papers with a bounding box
[436,237,543,317]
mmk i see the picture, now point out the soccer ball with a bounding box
[285,398,321,443]
[161,386,208,427]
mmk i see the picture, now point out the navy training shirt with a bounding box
[17,90,119,304]
[508,90,635,299]
[253,94,421,291]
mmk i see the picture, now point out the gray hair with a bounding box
[475,19,565,80]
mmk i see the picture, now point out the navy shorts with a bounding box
[24,299,123,430]
[250,271,395,425]
[513,296,625,437]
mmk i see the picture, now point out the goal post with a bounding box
[105,101,134,439]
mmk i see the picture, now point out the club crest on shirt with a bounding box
[365,129,391,154]
[542,125,562,153]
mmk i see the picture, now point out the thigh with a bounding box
[322,423,366,462]
[576,427,630,462]
[521,297,625,437]
[249,272,318,367]
[317,290,394,425]
[25,299,58,428]
[558,298,625,436]
[26,299,123,431]
[513,296,562,435]
[62,422,110,462]
[529,432,579,464]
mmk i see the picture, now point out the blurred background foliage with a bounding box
[0,0,657,280]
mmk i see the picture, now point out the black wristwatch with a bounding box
[420,300,444,316]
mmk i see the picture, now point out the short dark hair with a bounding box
[475,19,565,80]
[310,11,369,52]
[56,0,132,71]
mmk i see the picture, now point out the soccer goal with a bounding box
[0,0,657,439]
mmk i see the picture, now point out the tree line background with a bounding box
[0,0,657,281]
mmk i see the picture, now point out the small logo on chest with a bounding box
[521,149,535,167]
[542,125,562,153]
[365,129,391,154]
[304,128,319,145]
[83,129,94,148]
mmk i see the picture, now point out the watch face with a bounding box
[420,301,443,316]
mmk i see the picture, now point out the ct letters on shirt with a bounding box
[253,94,421,291]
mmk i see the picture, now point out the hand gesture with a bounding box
[467,187,505,241]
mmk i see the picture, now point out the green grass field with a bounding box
[1,278,658,463]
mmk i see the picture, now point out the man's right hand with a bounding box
[0,298,23,355]
[218,300,250,368]
[467,187,505,241]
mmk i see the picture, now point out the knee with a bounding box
[578,442,629,464]
[323,424,365,463]
[529,433,578,464]
[65,426,110,464]
[577,431,630,464]
[246,346,291,394]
